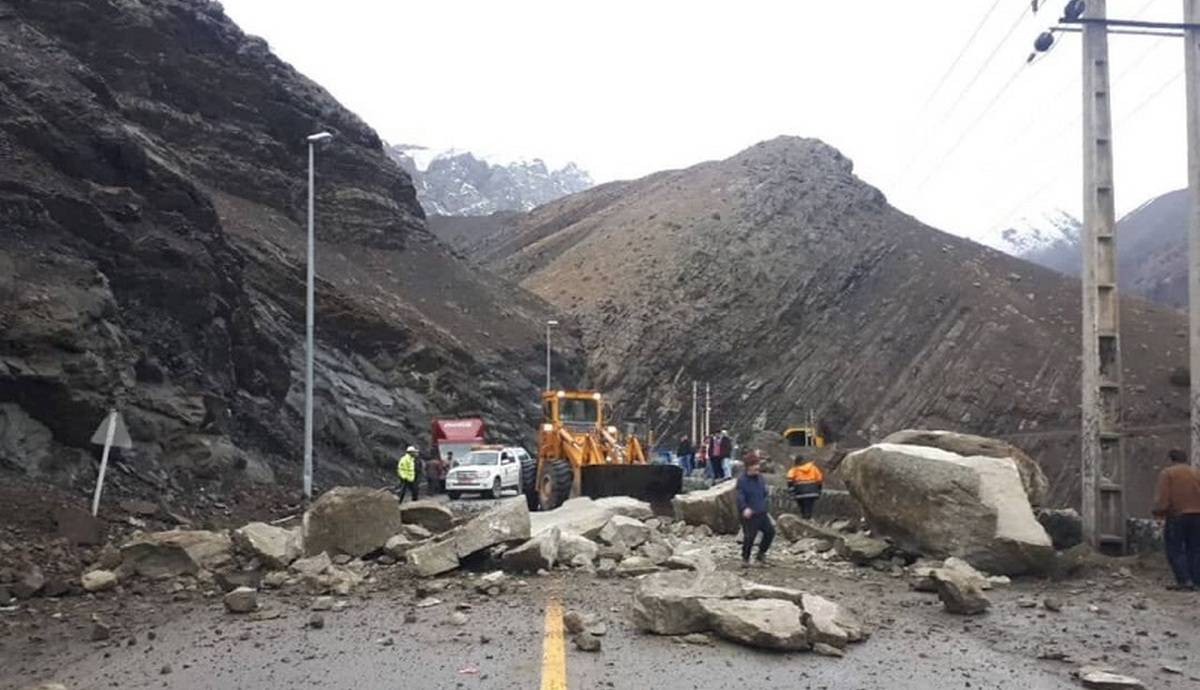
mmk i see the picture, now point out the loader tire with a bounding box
[537,459,573,511]
[520,457,538,511]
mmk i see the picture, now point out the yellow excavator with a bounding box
[530,389,683,510]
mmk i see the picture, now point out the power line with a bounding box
[914,0,1007,118]
[896,2,1035,189]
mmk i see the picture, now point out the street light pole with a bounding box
[545,320,559,390]
[304,131,333,500]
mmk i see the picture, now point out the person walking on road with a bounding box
[786,455,824,519]
[677,436,695,476]
[708,430,732,482]
[396,445,419,503]
[736,453,774,567]
[1153,448,1200,590]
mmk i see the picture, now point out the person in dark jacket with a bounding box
[736,453,774,567]
[676,436,695,476]
[709,430,733,482]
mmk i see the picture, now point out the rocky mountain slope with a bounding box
[387,145,593,216]
[0,0,578,504]
[1006,190,1189,308]
[465,137,1190,510]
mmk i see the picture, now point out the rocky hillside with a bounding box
[386,145,593,216]
[0,0,578,504]
[1007,190,1189,308]
[469,137,1190,511]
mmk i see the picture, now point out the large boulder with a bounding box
[302,487,404,558]
[406,538,459,577]
[598,516,650,548]
[121,530,233,578]
[501,528,560,572]
[931,567,991,615]
[453,498,531,558]
[400,501,454,534]
[671,481,739,535]
[698,598,809,651]
[801,593,867,647]
[233,522,302,569]
[557,532,599,564]
[840,444,1054,575]
[881,430,1049,506]
[530,497,650,539]
[631,571,745,635]
[776,514,842,543]
[592,497,654,521]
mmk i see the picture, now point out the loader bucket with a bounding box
[580,464,683,504]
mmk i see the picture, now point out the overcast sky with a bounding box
[220,0,1189,248]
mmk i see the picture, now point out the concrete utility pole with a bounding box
[1186,0,1200,467]
[303,131,333,501]
[1078,0,1127,552]
[691,381,698,442]
[545,320,559,390]
[704,383,711,440]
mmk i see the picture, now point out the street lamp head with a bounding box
[307,131,334,143]
[547,320,559,326]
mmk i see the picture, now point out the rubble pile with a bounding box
[631,571,867,654]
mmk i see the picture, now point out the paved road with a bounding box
[6,553,1198,690]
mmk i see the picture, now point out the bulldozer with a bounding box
[531,389,683,510]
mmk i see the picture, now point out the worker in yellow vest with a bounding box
[396,445,419,503]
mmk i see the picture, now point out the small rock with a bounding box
[1043,597,1063,612]
[403,611,417,624]
[223,587,258,613]
[813,642,845,657]
[563,611,585,634]
[91,620,112,641]
[1075,666,1144,689]
[311,596,334,611]
[1016,598,1038,609]
[81,569,118,593]
[160,664,173,675]
[450,612,469,626]
[681,633,712,645]
[378,636,395,647]
[331,554,352,566]
[415,597,441,608]
[574,632,601,652]
[308,613,325,629]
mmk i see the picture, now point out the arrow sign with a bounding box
[90,409,132,516]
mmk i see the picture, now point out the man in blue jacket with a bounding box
[736,453,774,567]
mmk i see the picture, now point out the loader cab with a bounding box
[541,390,604,432]
[784,426,824,448]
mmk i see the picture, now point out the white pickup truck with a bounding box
[446,446,533,500]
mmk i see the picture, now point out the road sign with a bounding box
[90,410,132,449]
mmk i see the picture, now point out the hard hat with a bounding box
[406,445,417,453]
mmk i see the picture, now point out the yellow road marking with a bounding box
[540,597,567,690]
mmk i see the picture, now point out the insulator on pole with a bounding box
[1034,31,1055,52]
[1064,0,1086,21]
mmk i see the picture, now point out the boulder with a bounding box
[911,557,991,593]
[931,567,990,615]
[698,598,810,651]
[835,533,891,565]
[1075,666,1145,689]
[671,481,739,534]
[12,563,45,599]
[399,501,454,534]
[452,498,531,558]
[234,522,302,569]
[402,524,434,541]
[801,593,867,647]
[599,516,650,548]
[302,487,404,558]
[121,530,233,578]
[881,430,1049,506]
[530,497,648,539]
[81,569,118,593]
[290,552,332,578]
[593,496,654,521]
[407,538,460,577]
[631,571,744,635]
[664,552,716,573]
[776,514,843,543]
[557,532,599,564]
[383,534,413,560]
[223,586,258,613]
[501,528,561,572]
[617,556,660,577]
[840,444,1054,575]
[1036,508,1084,550]
[638,541,673,565]
[742,582,806,606]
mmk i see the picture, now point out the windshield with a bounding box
[460,451,500,466]
[560,398,598,424]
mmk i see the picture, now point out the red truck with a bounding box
[431,418,485,466]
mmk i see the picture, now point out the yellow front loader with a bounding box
[530,390,682,510]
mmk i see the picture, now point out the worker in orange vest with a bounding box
[786,455,824,519]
